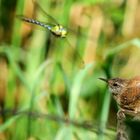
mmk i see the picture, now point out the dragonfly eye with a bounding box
[61,30,67,37]
[112,83,118,87]
[53,25,60,31]
[59,25,63,29]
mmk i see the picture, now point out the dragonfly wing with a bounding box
[66,26,94,43]
[33,0,90,41]
[33,0,94,43]
[64,38,85,68]
[32,0,59,25]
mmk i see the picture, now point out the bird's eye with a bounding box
[113,83,118,86]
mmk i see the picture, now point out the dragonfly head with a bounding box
[51,25,68,38]
[59,25,68,38]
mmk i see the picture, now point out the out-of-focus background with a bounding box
[0,0,140,139]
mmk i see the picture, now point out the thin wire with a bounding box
[0,108,116,134]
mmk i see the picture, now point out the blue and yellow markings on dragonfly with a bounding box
[16,15,68,38]
[17,0,68,38]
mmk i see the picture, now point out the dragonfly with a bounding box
[16,16,68,38]
[16,0,84,68]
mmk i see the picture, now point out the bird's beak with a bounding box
[98,78,108,83]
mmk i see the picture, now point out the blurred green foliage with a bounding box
[0,0,140,139]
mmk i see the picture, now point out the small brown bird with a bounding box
[99,76,140,119]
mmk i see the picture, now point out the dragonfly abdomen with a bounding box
[17,15,51,30]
